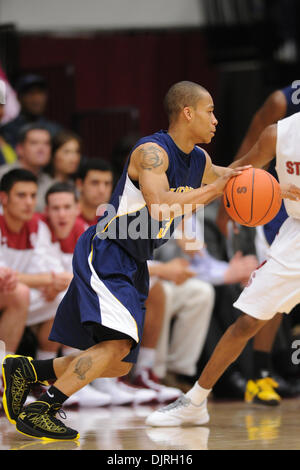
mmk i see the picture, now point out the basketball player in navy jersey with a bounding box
[2,81,250,440]
[216,82,300,406]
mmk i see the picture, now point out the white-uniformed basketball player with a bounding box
[147,111,300,427]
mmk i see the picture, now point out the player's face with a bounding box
[2,182,37,222]
[17,130,51,170]
[78,170,113,208]
[54,139,81,177]
[46,192,79,239]
[190,92,218,144]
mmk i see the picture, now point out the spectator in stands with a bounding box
[0,267,30,357]
[131,256,215,394]
[46,130,82,184]
[0,169,70,364]
[76,159,113,228]
[0,96,17,167]
[0,74,62,148]
[0,123,54,212]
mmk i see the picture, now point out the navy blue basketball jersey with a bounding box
[96,130,206,261]
[264,83,300,244]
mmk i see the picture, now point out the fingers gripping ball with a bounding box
[223,168,282,227]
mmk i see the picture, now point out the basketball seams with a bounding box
[231,175,250,224]
[249,168,255,225]
[254,172,275,226]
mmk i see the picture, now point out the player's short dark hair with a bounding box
[164,81,209,122]
[0,168,38,193]
[16,123,51,144]
[76,158,113,181]
[45,181,78,204]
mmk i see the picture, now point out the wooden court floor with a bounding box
[1,398,300,450]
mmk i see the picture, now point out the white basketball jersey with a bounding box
[276,111,300,219]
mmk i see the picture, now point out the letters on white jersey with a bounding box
[276,111,300,219]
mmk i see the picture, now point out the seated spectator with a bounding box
[0,123,54,212]
[0,98,17,166]
[0,267,30,409]
[132,256,215,393]
[46,130,82,184]
[76,159,113,227]
[0,267,30,357]
[0,169,70,364]
[0,74,62,148]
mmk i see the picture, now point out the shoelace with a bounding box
[27,405,67,433]
[160,395,189,413]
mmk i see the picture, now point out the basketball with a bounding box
[223,168,282,227]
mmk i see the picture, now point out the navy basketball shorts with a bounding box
[49,226,149,363]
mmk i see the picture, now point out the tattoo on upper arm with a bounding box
[74,356,92,380]
[139,145,164,171]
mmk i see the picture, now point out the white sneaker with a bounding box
[117,379,157,405]
[92,378,133,405]
[145,395,209,427]
[66,384,111,407]
[133,369,181,402]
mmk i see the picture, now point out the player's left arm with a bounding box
[202,148,250,184]
[232,124,300,201]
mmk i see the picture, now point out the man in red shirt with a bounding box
[0,169,70,363]
[76,159,113,228]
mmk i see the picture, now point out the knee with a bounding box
[12,283,30,307]
[5,283,30,318]
[188,279,215,307]
[231,313,265,340]
[105,338,133,362]
[116,362,133,377]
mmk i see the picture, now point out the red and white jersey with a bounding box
[0,214,64,274]
[276,112,300,219]
[38,215,86,272]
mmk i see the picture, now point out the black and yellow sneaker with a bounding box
[2,355,40,424]
[245,377,281,406]
[16,401,80,441]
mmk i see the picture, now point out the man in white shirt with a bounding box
[0,169,69,361]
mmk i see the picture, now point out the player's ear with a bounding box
[183,106,193,122]
[0,191,8,207]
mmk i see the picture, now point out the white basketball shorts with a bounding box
[234,217,300,320]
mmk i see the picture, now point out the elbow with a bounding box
[148,202,181,221]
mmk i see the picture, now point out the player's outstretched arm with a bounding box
[234,90,287,160]
[128,143,247,220]
[230,124,277,170]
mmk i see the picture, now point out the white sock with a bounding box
[35,349,58,361]
[185,381,211,406]
[135,347,155,375]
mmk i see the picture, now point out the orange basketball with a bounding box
[223,168,282,227]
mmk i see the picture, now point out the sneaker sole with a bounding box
[1,354,31,425]
[16,420,80,441]
[146,412,210,427]
[245,397,280,407]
